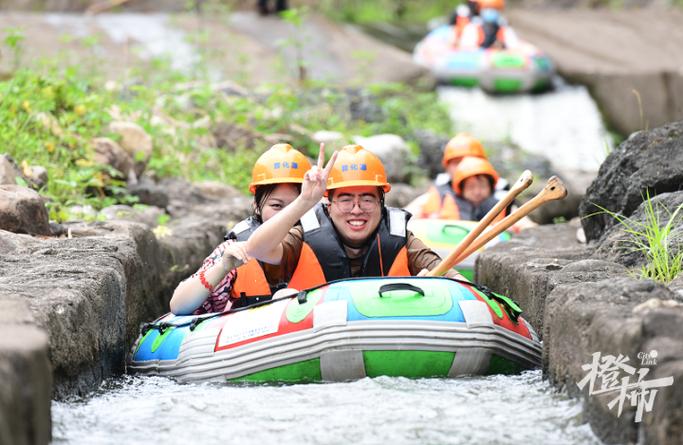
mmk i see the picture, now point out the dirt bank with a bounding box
[507,8,683,135]
[0,11,432,87]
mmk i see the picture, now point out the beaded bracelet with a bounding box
[199,270,214,292]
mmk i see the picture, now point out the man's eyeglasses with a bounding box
[331,196,380,213]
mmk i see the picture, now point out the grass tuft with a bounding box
[590,191,683,284]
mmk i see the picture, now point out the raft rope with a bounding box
[138,276,523,336]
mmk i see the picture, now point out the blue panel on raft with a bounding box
[132,326,187,361]
[444,51,483,70]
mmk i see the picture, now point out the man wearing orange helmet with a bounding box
[245,144,464,290]
[170,143,312,315]
[406,133,493,220]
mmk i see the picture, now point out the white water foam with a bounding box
[52,371,602,445]
[438,80,611,172]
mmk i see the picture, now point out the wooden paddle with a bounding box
[427,170,534,277]
[452,176,568,266]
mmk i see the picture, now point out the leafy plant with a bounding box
[4,27,25,71]
[592,192,683,284]
[1,55,452,222]
[279,7,310,83]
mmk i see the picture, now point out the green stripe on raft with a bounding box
[487,354,526,375]
[230,358,323,383]
[363,350,455,378]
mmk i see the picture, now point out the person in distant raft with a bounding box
[459,0,520,50]
[169,144,311,315]
[448,0,481,47]
[245,144,466,290]
[406,133,493,220]
[405,134,536,230]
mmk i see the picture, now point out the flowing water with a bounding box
[52,371,601,445]
[437,79,611,173]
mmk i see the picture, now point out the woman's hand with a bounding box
[299,143,338,205]
[221,241,251,268]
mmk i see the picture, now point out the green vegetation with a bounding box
[594,193,683,284]
[318,0,457,25]
[0,59,451,222]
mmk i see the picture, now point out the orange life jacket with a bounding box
[226,217,272,299]
[419,182,507,222]
[288,205,411,290]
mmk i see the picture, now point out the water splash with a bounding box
[52,371,601,445]
[438,79,611,172]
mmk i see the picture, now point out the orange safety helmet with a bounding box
[326,144,391,193]
[452,156,500,194]
[442,133,487,167]
[477,0,505,10]
[249,143,312,194]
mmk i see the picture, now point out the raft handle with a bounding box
[441,224,469,237]
[378,283,425,298]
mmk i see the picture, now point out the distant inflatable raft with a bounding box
[407,219,512,281]
[414,25,554,93]
[129,277,541,383]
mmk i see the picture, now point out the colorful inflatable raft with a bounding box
[407,219,511,281]
[413,25,554,93]
[129,277,540,383]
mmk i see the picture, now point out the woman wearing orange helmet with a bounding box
[245,144,464,290]
[169,143,312,315]
[406,133,489,219]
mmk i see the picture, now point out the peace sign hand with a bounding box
[300,143,338,205]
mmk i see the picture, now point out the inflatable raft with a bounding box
[413,25,554,93]
[407,219,511,281]
[129,277,540,383]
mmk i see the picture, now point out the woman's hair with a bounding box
[252,183,302,223]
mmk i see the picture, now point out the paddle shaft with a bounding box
[427,170,533,277]
[453,176,568,266]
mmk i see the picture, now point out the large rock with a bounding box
[92,137,136,182]
[127,175,170,209]
[99,204,166,228]
[0,185,51,236]
[476,222,683,445]
[579,121,683,242]
[412,129,449,179]
[0,324,51,445]
[506,9,683,136]
[384,183,426,209]
[475,223,608,330]
[353,134,415,183]
[0,197,250,398]
[528,169,596,224]
[108,121,153,177]
[0,154,21,185]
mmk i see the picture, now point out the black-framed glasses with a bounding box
[331,196,380,213]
